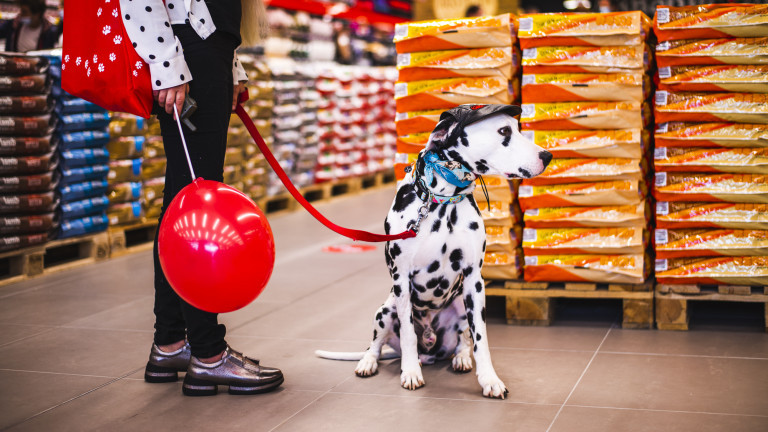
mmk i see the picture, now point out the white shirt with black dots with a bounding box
[119,0,248,91]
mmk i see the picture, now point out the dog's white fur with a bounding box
[317,111,550,399]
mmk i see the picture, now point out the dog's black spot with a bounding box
[428,261,440,273]
[429,202,439,212]
[465,294,475,311]
[382,307,389,315]
[373,329,378,339]
[475,281,483,293]
[431,220,441,232]
[474,345,478,352]
[469,197,481,217]
[459,129,470,147]
[449,207,458,226]
[502,134,511,147]
[467,311,475,332]
[463,266,474,277]
[413,282,426,293]
[390,243,402,258]
[468,221,479,230]
[446,219,453,233]
[392,311,398,318]
[454,324,460,331]
[438,205,447,218]
[518,167,531,178]
[407,219,416,228]
[446,150,470,171]
[392,184,417,212]
[439,278,449,290]
[378,320,384,328]
[430,176,438,188]
[479,258,484,267]
[410,315,413,324]
[384,221,391,234]
[394,323,400,337]
[481,307,486,322]
[393,273,400,281]
[393,285,402,296]
[376,312,382,320]
[450,249,463,271]
[482,240,487,250]
[442,244,447,254]
[475,160,489,174]
[475,333,482,342]
[433,288,444,297]
[426,277,441,289]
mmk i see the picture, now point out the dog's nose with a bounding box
[539,151,553,167]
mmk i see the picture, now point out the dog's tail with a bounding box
[314,347,399,361]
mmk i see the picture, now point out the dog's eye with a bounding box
[498,126,512,137]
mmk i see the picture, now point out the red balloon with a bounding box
[158,178,275,313]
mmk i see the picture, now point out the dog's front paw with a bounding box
[452,352,473,373]
[400,369,425,390]
[478,373,508,399]
[355,353,378,377]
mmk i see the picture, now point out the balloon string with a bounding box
[173,104,197,180]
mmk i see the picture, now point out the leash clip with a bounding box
[408,203,430,234]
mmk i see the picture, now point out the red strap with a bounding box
[235,91,416,243]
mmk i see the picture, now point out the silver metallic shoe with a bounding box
[144,341,191,383]
[182,346,284,396]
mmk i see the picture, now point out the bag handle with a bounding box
[234,90,416,243]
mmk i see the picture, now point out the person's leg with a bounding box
[154,26,234,360]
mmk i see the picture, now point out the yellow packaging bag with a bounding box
[656,256,768,285]
[654,122,768,148]
[524,254,646,284]
[522,72,647,102]
[522,226,645,255]
[394,14,515,54]
[654,4,768,42]
[654,91,768,124]
[522,129,644,158]
[397,47,517,82]
[519,12,649,48]
[655,37,768,68]
[654,147,768,173]
[656,202,768,229]
[524,202,647,228]
[653,172,768,203]
[658,65,768,93]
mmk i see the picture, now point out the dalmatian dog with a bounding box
[316,104,551,399]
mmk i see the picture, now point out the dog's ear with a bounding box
[426,118,458,151]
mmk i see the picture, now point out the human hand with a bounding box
[232,81,246,111]
[153,83,188,119]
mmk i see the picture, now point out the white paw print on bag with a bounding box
[75,57,81,66]
[135,61,143,70]
[110,53,116,62]
[93,54,98,64]
[102,25,111,35]
[112,8,118,18]
[98,64,105,72]
[113,35,122,44]
[97,7,102,16]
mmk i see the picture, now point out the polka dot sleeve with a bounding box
[233,54,247,84]
[119,0,192,90]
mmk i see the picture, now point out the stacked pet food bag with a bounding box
[229,56,272,202]
[651,4,768,286]
[51,54,112,239]
[0,54,59,250]
[105,114,145,226]
[392,14,524,280]
[315,65,397,183]
[140,120,165,220]
[517,12,652,284]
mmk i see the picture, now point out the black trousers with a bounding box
[152,26,237,358]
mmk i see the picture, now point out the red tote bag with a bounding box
[61,0,153,118]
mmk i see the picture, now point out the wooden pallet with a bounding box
[486,280,654,329]
[0,232,110,287]
[108,219,158,257]
[656,284,768,332]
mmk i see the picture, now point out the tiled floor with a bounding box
[1,187,766,432]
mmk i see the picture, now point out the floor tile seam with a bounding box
[0,366,144,431]
[269,376,356,432]
[0,367,132,380]
[545,323,615,432]
[563,404,768,419]
[325,390,564,407]
[0,327,57,349]
[227,261,382,333]
[597,350,768,361]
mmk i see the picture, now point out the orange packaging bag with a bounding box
[518,12,649,49]
[521,45,647,72]
[654,122,768,148]
[395,109,443,136]
[524,254,646,284]
[519,180,643,210]
[522,226,645,255]
[656,202,768,229]
[472,176,514,203]
[655,38,768,68]
[485,225,519,253]
[654,228,768,258]
[654,147,768,174]
[477,200,519,226]
[654,91,768,124]
[525,157,643,185]
[521,101,645,130]
[522,129,645,158]
[394,14,515,54]
[656,256,768,285]
[653,172,768,203]
[521,73,647,103]
[658,65,768,93]
[394,77,512,113]
[397,47,517,82]
[482,250,523,280]
[524,202,647,228]
[654,4,768,42]
[396,132,431,154]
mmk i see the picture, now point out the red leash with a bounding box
[234,91,416,243]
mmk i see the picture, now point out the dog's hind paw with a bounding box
[355,355,378,377]
[452,354,473,373]
[400,369,425,390]
[479,374,508,400]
